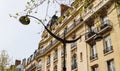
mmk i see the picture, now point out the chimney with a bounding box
[15,60,21,66]
[22,58,26,66]
[60,4,70,16]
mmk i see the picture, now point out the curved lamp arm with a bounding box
[20,15,82,43]
[26,15,65,43]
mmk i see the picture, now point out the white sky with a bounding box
[0,0,60,64]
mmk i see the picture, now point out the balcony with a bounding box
[83,0,111,21]
[98,20,112,34]
[90,53,98,61]
[85,31,96,42]
[103,46,113,55]
[71,63,77,70]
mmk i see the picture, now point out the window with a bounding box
[54,65,57,71]
[37,60,42,70]
[71,35,77,49]
[90,43,97,60]
[61,46,64,56]
[54,50,58,60]
[103,35,113,54]
[101,15,109,24]
[71,54,77,70]
[91,64,98,71]
[80,52,83,61]
[107,59,115,71]
[47,55,50,65]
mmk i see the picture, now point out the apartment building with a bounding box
[24,0,120,71]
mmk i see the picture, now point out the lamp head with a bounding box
[19,16,30,25]
[94,34,102,41]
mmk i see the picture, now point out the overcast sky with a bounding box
[0,0,60,64]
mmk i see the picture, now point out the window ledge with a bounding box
[53,59,58,63]
[90,57,98,62]
[104,50,114,56]
[71,46,77,51]
[72,68,78,71]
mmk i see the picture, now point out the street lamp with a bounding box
[19,15,102,71]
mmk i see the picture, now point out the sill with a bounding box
[71,46,77,51]
[53,59,58,63]
[104,50,114,56]
[46,63,50,67]
[61,53,67,58]
[85,34,96,42]
[98,24,112,34]
[90,57,98,62]
[72,68,78,71]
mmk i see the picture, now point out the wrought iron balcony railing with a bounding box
[85,31,96,42]
[98,20,112,34]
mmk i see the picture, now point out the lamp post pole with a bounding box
[19,15,102,71]
[63,30,66,71]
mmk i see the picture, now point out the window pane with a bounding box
[91,64,98,71]
[91,44,97,56]
[107,59,115,71]
[104,35,112,48]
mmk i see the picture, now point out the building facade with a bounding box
[24,0,120,71]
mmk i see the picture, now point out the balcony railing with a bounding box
[103,46,113,54]
[83,0,111,20]
[71,63,77,70]
[98,20,112,34]
[85,31,96,42]
[90,53,98,60]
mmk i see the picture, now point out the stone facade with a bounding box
[24,0,120,71]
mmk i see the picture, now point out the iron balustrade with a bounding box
[85,30,96,41]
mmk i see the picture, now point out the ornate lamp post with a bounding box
[19,15,102,71]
